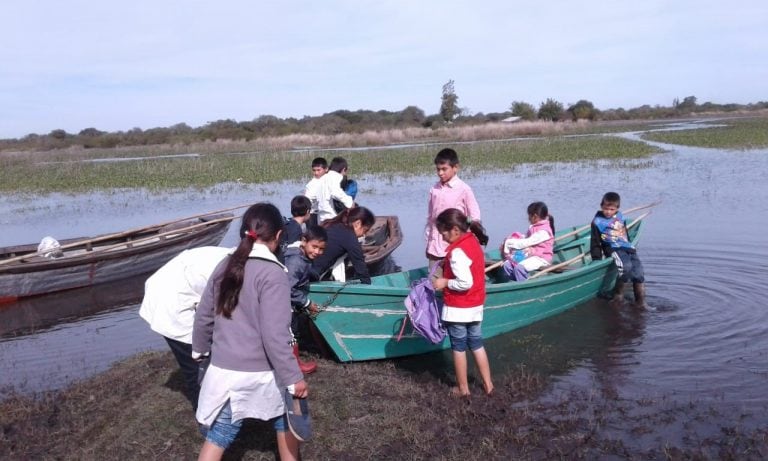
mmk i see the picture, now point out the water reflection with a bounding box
[0,274,146,337]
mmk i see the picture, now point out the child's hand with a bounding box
[292,379,308,398]
[432,277,448,290]
[308,302,319,315]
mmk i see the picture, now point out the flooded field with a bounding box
[2,130,768,450]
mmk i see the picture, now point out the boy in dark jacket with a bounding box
[284,225,328,373]
[279,195,312,257]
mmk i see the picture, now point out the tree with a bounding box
[78,127,104,137]
[396,106,426,126]
[439,79,459,122]
[49,129,68,139]
[510,101,536,121]
[537,98,565,121]
[677,95,698,111]
[567,100,599,121]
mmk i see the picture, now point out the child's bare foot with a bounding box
[449,386,470,398]
[483,383,494,396]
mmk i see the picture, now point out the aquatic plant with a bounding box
[0,135,658,194]
[641,116,768,149]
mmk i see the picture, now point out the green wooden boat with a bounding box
[308,217,644,362]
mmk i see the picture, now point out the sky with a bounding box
[1,0,767,139]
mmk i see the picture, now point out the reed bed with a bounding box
[0,136,658,193]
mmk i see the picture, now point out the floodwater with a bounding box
[2,126,768,444]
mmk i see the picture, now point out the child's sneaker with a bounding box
[284,388,312,442]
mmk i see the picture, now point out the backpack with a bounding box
[397,265,446,344]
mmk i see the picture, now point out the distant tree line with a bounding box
[2,85,767,152]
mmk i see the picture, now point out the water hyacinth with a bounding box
[0,135,659,194]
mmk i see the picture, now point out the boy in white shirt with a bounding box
[303,157,328,226]
[314,156,355,223]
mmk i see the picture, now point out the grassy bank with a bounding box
[0,135,659,194]
[641,116,768,149]
[2,351,765,460]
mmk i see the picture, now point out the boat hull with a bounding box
[309,220,641,362]
[0,214,232,300]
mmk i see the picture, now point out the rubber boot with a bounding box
[293,343,317,375]
[633,282,648,309]
[610,279,625,306]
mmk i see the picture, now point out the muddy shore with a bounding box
[2,351,766,460]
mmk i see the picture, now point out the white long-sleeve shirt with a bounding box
[314,170,354,223]
[502,229,551,253]
[502,229,552,272]
[139,246,231,343]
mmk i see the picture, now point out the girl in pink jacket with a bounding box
[500,202,555,281]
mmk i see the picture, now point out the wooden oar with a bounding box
[527,211,649,280]
[543,200,660,246]
[0,215,236,266]
[485,206,654,274]
[528,252,589,280]
[626,210,650,229]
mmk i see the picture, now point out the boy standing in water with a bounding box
[590,192,647,308]
[424,148,481,271]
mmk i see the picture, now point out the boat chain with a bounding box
[309,280,359,319]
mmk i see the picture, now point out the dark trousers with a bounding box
[164,337,200,410]
[614,249,645,283]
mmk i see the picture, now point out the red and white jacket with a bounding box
[443,232,486,314]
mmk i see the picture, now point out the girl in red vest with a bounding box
[432,208,494,397]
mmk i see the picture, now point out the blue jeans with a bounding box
[205,400,242,449]
[204,400,288,449]
[446,321,483,352]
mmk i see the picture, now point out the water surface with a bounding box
[2,131,767,444]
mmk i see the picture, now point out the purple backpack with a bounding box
[397,266,446,344]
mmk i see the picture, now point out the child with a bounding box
[590,192,647,308]
[303,157,328,226]
[314,156,355,224]
[279,195,312,256]
[311,207,375,284]
[432,208,494,397]
[333,175,359,213]
[192,203,307,461]
[284,225,328,374]
[425,148,481,271]
[139,245,231,410]
[500,201,555,281]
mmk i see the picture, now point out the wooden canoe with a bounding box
[308,217,644,362]
[0,213,233,303]
[361,215,403,265]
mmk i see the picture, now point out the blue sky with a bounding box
[1,0,766,139]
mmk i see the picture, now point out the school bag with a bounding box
[397,265,446,344]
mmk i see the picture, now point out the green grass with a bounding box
[0,136,659,194]
[641,116,768,149]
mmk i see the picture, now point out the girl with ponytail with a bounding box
[193,202,308,461]
[432,208,494,397]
